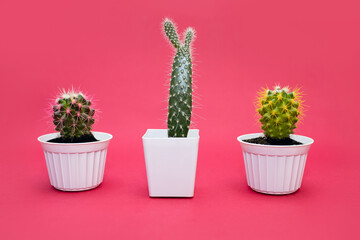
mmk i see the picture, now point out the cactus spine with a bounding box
[257,86,303,140]
[52,89,95,139]
[164,19,195,137]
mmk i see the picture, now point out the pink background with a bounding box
[1,0,359,239]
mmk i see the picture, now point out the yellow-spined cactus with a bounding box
[257,86,304,140]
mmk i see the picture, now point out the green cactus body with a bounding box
[164,19,195,137]
[257,86,302,140]
[52,91,95,139]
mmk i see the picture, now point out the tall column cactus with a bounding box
[164,19,195,137]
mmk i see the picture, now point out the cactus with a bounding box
[257,86,303,140]
[163,19,195,137]
[52,89,95,140]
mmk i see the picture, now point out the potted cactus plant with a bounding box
[237,86,314,195]
[38,89,112,191]
[142,19,199,197]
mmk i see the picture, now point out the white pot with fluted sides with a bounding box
[237,133,314,195]
[38,132,112,191]
[143,129,200,197]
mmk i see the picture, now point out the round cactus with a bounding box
[52,89,95,140]
[257,86,303,140]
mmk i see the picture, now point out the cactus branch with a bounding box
[164,19,180,49]
[184,28,194,51]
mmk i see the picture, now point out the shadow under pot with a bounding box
[142,129,200,197]
[237,133,314,195]
[38,132,112,191]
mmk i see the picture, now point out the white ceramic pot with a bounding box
[142,129,200,197]
[237,133,314,195]
[38,132,112,191]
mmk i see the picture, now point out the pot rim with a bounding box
[38,131,113,146]
[237,133,314,148]
[143,129,200,140]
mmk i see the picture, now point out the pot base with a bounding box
[53,183,101,192]
[250,187,299,195]
[149,194,194,198]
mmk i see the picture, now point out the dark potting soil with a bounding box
[47,134,98,143]
[243,137,302,145]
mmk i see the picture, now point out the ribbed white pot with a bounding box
[237,133,314,195]
[38,132,112,191]
[143,129,200,197]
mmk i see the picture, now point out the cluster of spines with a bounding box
[164,18,195,137]
[257,86,303,139]
[52,90,95,139]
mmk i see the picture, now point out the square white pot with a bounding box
[142,129,200,197]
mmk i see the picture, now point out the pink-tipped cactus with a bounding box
[52,89,95,141]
